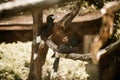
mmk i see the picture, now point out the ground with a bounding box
[0,41,93,80]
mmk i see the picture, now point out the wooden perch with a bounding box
[105,40,120,54]
[96,39,120,62]
[56,52,91,61]
[57,1,83,29]
[101,1,120,14]
[65,53,91,61]
[90,1,120,64]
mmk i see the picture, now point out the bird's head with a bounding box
[46,14,59,23]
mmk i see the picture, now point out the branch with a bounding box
[53,52,91,61]
[62,53,91,61]
[105,39,120,54]
[57,1,82,29]
[101,1,120,14]
[90,1,120,64]
[96,40,120,62]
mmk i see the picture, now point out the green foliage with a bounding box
[0,69,22,80]
[0,42,31,80]
[113,11,120,40]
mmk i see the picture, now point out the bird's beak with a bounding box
[52,15,60,19]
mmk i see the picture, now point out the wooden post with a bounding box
[28,8,43,80]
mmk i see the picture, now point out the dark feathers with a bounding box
[41,14,55,40]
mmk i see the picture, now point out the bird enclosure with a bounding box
[0,0,120,80]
